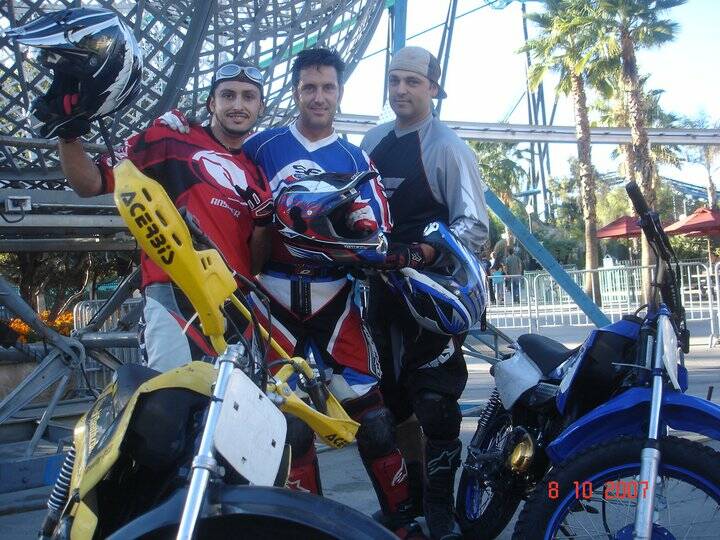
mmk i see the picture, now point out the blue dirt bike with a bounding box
[456,182,720,539]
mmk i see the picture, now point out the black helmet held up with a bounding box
[5,7,143,137]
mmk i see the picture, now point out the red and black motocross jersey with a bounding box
[98,124,273,288]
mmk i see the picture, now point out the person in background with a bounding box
[504,247,524,304]
[491,264,506,305]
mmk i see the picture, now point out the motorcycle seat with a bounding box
[114,363,161,412]
[517,334,578,376]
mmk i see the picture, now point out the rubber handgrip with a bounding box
[626,181,651,216]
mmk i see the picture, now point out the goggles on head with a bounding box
[213,63,264,87]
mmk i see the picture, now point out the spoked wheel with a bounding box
[456,411,523,539]
[514,436,720,539]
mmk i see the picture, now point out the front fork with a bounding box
[633,317,669,539]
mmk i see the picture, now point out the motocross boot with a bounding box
[424,438,462,540]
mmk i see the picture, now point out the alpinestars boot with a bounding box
[423,438,462,540]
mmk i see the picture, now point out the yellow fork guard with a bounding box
[113,159,358,442]
[114,159,235,353]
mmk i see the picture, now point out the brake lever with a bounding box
[304,375,329,415]
[178,207,216,252]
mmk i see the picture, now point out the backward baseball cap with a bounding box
[388,46,447,99]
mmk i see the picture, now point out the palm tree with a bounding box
[682,114,720,209]
[471,141,528,245]
[594,78,682,195]
[593,0,685,199]
[587,0,686,298]
[591,0,686,300]
[681,114,720,264]
[521,0,616,303]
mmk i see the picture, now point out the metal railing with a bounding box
[487,262,717,341]
[485,274,533,332]
[73,298,143,389]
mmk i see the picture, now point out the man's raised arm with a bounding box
[58,139,103,197]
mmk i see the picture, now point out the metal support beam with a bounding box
[331,114,720,145]
[435,0,459,117]
[0,214,127,232]
[2,116,718,189]
[0,135,106,153]
[484,190,611,328]
[0,239,137,252]
[0,350,72,427]
[0,189,115,206]
[390,0,407,53]
[149,0,215,118]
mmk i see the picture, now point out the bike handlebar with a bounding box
[626,181,651,218]
[624,181,689,351]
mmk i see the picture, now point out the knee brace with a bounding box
[285,415,322,494]
[412,391,461,441]
[285,414,315,457]
[356,407,397,460]
[355,407,412,515]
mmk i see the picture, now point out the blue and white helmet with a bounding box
[384,222,487,335]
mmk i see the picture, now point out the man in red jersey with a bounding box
[55,60,274,371]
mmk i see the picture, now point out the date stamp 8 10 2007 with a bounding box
[547,480,650,500]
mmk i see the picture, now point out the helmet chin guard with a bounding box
[275,171,388,265]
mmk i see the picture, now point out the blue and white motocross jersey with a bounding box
[243,122,392,235]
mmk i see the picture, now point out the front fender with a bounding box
[547,387,720,464]
[107,485,394,540]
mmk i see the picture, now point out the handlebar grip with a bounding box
[625,181,651,217]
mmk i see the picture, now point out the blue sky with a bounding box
[342,0,719,186]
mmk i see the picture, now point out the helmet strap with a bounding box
[97,117,117,165]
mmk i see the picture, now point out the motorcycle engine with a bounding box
[505,426,536,474]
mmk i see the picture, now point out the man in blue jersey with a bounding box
[242,48,420,537]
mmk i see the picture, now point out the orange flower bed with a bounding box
[8,310,74,343]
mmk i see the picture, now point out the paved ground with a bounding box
[1,319,718,538]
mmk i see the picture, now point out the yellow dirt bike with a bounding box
[38,160,393,540]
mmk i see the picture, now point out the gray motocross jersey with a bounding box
[361,113,489,254]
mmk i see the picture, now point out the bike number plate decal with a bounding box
[215,369,287,486]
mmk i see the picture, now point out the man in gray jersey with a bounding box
[361,46,489,540]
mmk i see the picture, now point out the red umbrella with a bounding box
[597,215,642,239]
[664,207,720,236]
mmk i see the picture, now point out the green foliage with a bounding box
[593,75,683,187]
[654,180,676,221]
[521,0,620,98]
[488,213,505,248]
[597,187,630,225]
[668,235,707,261]
[471,141,528,206]
[535,226,583,266]
[541,162,588,266]
[0,252,133,315]
[595,0,686,49]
